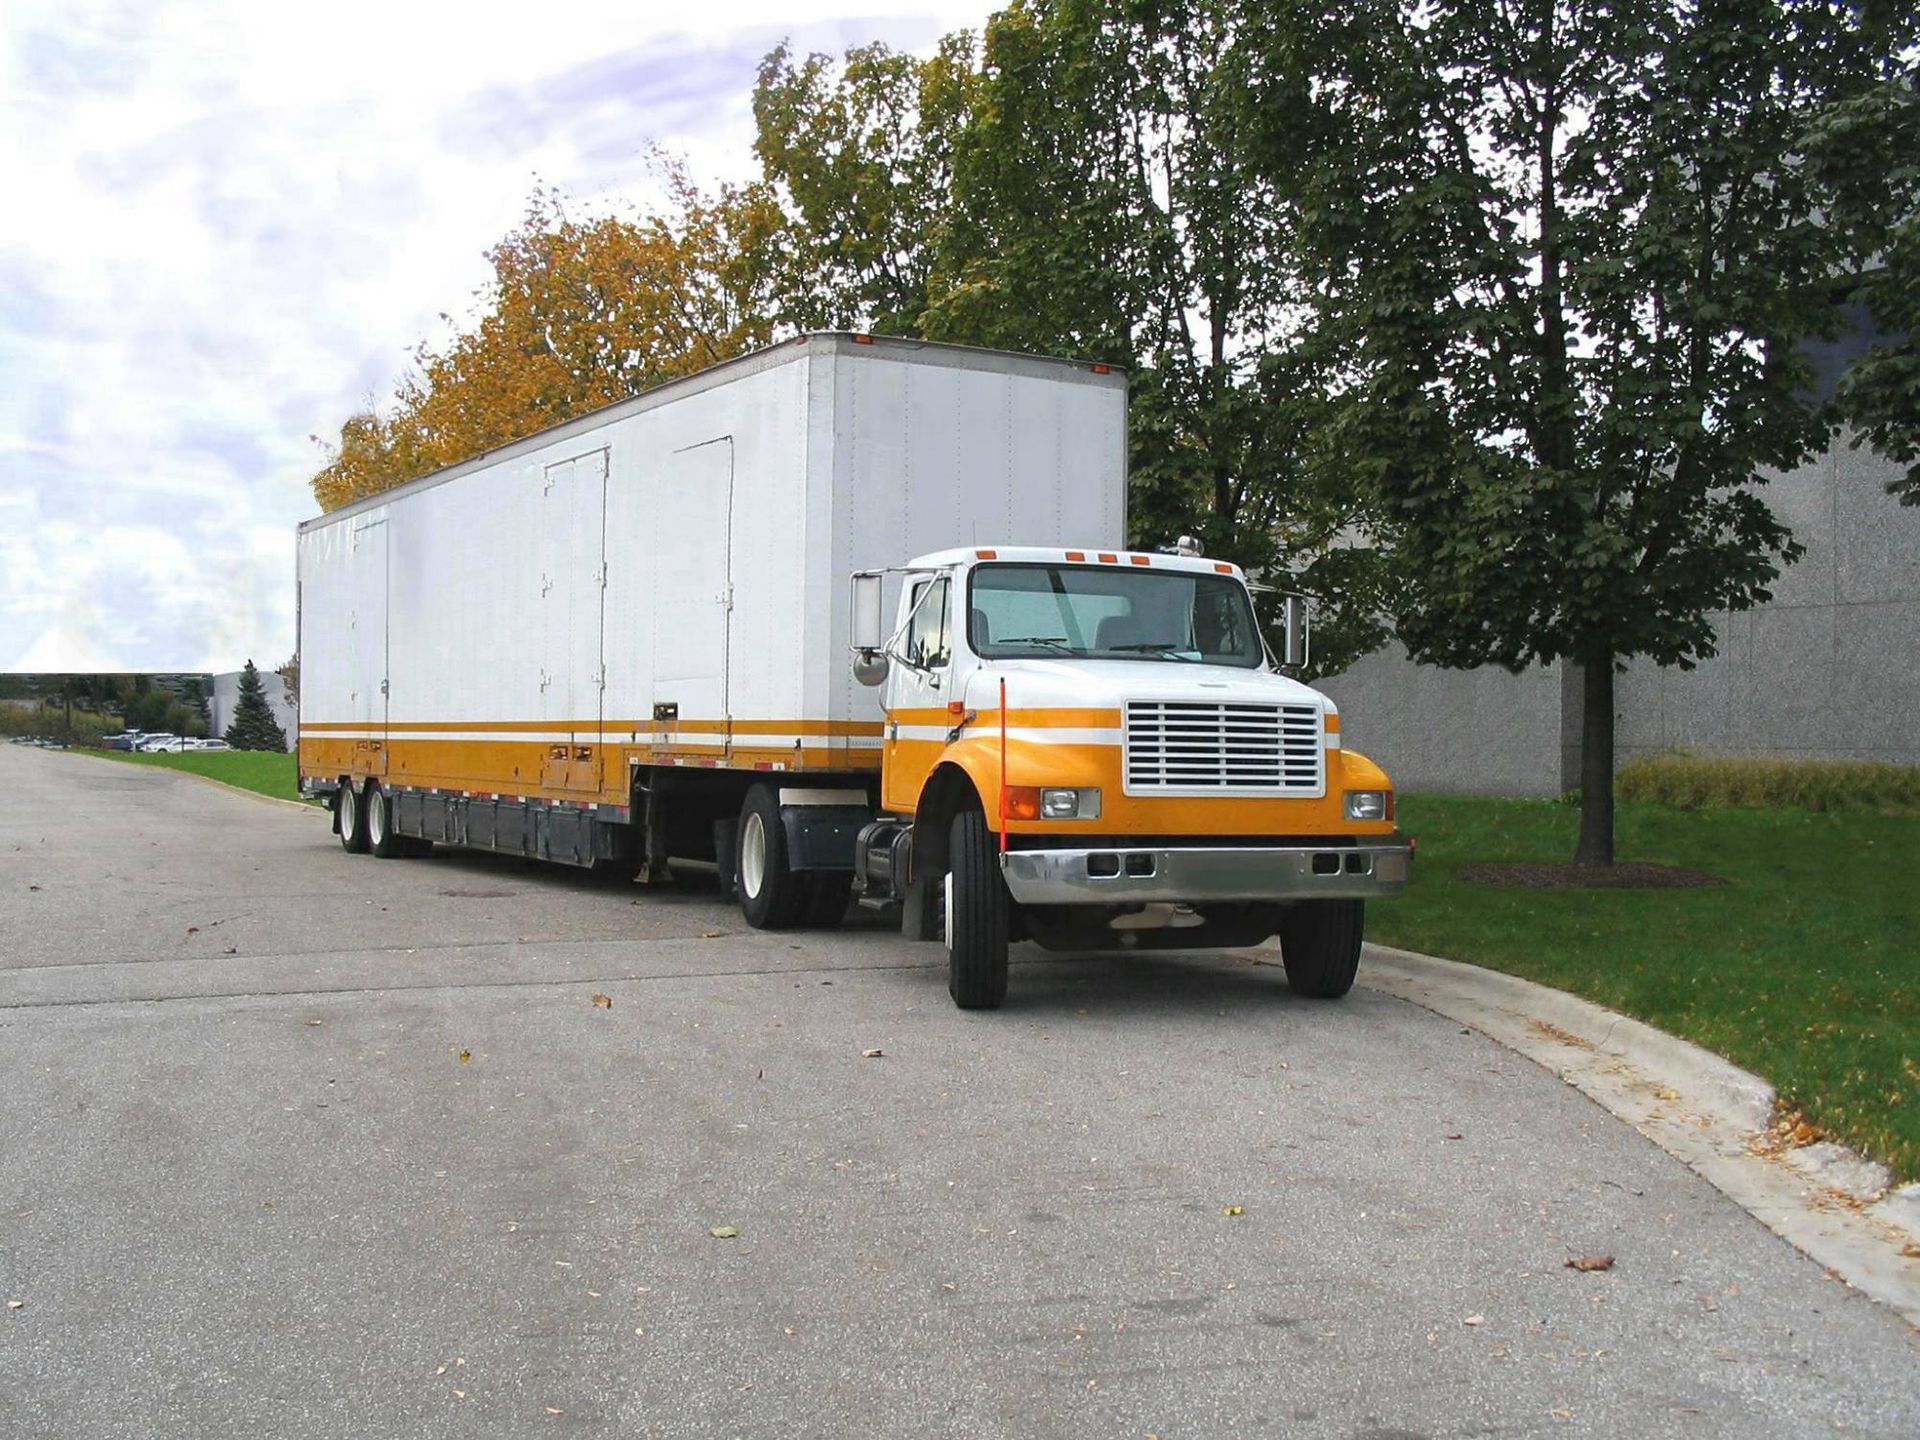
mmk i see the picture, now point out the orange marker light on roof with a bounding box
[1064,550,1085,562]
[851,333,874,344]
[975,549,997,560]
[1129,554,1151,566]
[1097,552,1117,563]
[1091,363,1111,374]
[1214,562,1234,574]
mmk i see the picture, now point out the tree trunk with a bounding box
[1575,654,1615,867]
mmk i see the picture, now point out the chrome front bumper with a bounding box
[998,840,1411,906]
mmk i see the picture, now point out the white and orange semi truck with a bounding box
[297,334,1409,1009]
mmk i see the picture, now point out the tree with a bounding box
[1805,59,1920,502]
[1278,0,1912,863]
[276,654,299,707]
[224,661,288,753]
[917,0,1394,672]
[311,163,780,512]
[752,37,979,334]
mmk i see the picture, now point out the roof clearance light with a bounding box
[1065,550,1086,561]
[1091,363,1111,374]
[1214,562,1234,574]
[975,549,998,560]
[1097,552,1118,563]
[1129,555,1151,566]
[852,333,874,345]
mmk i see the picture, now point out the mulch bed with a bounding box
[1460,861,1727,890]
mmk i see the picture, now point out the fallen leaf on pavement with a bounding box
[186,925,199,935]
[1223,1206,1244,1216]
[7,1300,22,1310]
[451,1389,465,1400]
[1444,1132,1463,1141]
[710,1224,740,1239]
[305,1019,323,1027]
[546,1408,564,1415]
[590,994,613,1009]
[1463,1315,1485,1326]
[457,1050,472,1064]
[701,930,724,938]
[1655,1087,1681,1101]
[861,1048,884,1059]
[26,884,39,891]
[1565,1255,1615,1273]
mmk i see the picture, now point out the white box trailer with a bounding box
[301,333,1408,1010]
[300,335,1125,849]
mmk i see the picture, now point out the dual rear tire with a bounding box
[735,785,853,930]
[337,780,430,859]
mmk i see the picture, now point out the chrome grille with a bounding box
[1124,701,1324,795]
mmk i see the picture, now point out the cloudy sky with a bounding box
[0,0,994,673]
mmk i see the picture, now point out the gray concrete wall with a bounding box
[1318,645,1567,796]
[1613,440,1920,768]
[1318,435,1920,795]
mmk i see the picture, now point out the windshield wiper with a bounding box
[994,636,1079,653]
[1106,642,1202,661]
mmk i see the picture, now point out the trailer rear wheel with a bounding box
[737,785,806,929]
[946,808,1009,1010]
[366,782,403,859]
[1279,899,1363,999]
[337,780,369,854]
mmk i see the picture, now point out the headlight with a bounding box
[1344,790,1391,822]
[1042,787,1101,820]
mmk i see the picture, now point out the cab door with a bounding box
[881,574,953,815]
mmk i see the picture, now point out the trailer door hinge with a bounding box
[719,585,734,612]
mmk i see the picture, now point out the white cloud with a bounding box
[1,0,993,672]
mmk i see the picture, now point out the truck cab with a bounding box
[845,545,1411,1009]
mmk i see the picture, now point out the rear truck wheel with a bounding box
[1279,899,1364,999]
[946,808,1009,1010]
[736,784,806,929]
[366,782,402,859]
[803,872,854,928]
[337,780,370,854]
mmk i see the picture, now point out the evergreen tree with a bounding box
[224,660,288,752]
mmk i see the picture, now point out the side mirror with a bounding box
[1282,594,1310,671]
[852,650,891,687]
[850,570,885,651]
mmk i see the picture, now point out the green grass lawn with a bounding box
[1370,794,1920,1182]
[84,747,305,803]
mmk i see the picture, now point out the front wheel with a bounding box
[946,809,1009,1010]
[1279,899,1364,999]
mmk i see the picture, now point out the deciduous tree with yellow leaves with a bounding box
[311,159,778,512]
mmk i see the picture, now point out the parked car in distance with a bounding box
[136,735,186,753]
[189,739,232,751]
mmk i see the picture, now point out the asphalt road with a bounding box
[2,745,1915,1439]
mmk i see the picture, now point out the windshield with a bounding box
[967,563,1264,668]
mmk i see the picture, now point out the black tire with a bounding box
[337,780,370,854]
[802,872,854,928]
[947,808,1009,1010]
[736,785,807,929]
[366,782,403,859]
[1279,899,1364,999]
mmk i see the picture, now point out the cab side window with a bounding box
[905,578,951,670]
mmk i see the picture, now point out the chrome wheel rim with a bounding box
[741,812,766,900]
[367,788,384,845]
[340,785,357,835]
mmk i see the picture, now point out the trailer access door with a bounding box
[539,449,608,795]
[349,514,388,778]
[646,437,734,752]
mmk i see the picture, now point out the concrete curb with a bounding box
[56,749,322,816]
[1343,941,1920,1327]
